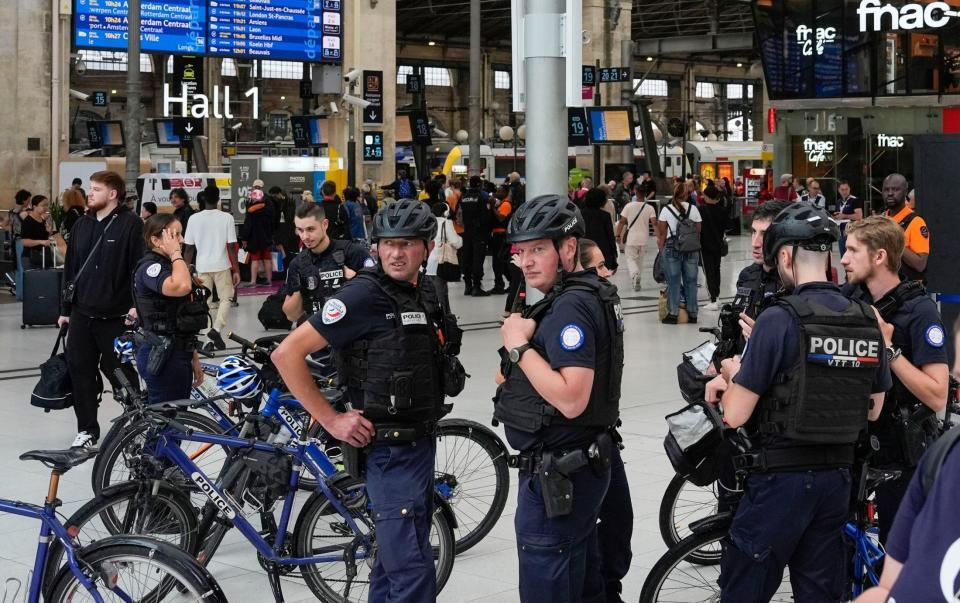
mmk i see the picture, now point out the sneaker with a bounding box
[491,287,508,295]
[207,328,227,351]
[632,274,642,291]
[704,301,720,311]
[238,282,257,289]
[472,288,492,297]
[71,431,98,450]
[255,278,270,286]
[688,315,698,324]
[661,315,678,325]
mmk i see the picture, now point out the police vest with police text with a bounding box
[494,269,624,434]
[753,294,882,445]
[134,251,210,338]
[737,263,782,320]
[297,241,350,315]
[336,270,449,427]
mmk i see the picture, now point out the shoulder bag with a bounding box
[62,214,117,306]
[436,220,461,282]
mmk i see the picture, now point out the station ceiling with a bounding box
[396,0,755,49]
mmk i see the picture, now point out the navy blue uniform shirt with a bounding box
[134,253,174,300]
[734,282,892,446]
[307,275,398,408]
[282,240,375,298]
[885,444,960,601]
[504,289,607,452]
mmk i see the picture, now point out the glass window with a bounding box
[221,58,237,77]
[494,70,510,90]
[635,78,668,96]
[727,84,744,99]
[397,65,413,85]
[696,82,715,98]
[424,67,452,87]
[260,60,303,80]
[78,50,152,72]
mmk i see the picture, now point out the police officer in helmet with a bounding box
[705,204,891,601]
[134,214,209,403]
[281,202,375,325]
[272,199,464,601]
[495,195,624,602]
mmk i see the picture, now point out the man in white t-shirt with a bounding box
[184,185,240,350]
[616,196,658,290]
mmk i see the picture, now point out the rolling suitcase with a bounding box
[22,242,62,328]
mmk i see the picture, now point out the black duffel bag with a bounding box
[31,325,73,412]
[664,401,727,486]
[258,292,292,331]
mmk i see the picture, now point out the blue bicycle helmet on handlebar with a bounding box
[216,356,263,400]
[113,336,135,364]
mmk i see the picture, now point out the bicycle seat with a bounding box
[19,448,98,472]
[865,468,901,491]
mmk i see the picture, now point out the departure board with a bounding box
[587,107,635,145]
[74,0,207,54]
[207,0,342,63]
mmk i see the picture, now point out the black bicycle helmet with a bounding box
[371,198,436,242]
[762,203,840,267]
[506,194,585,243]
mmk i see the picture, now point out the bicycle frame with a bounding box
[844,522,884,596]
[144,425,366,566]
[0,498,101,603]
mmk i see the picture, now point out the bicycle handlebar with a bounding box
[226,331,256,350]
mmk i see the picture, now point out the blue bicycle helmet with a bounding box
[113,336,135,364]
[216,356,263,399]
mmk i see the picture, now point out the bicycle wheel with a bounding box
[91,410,230,509]
[640,527,793,603]
[434,420,509,554]
[294,492,456,602]
[44,480,200,591]
[46,536,226,603]
[658,474,722,565]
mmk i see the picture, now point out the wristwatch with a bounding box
[885,346,902,363]
[509,343,533,364]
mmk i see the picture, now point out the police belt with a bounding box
[373,421,436,444]
[733,444,855,473]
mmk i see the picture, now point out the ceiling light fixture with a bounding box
[428,40,436,46]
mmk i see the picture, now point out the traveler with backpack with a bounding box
[319,180,350,241]
[383,169,418,201]
[657,182,702,324]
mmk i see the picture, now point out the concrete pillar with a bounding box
[205,57,224,170]
[342,0,396,185]
[0,1,53,207]
[581,0,633,180]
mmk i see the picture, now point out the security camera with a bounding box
[328,101,340,115]
[69,89,90,101]
[344,69,361,83]
[341,94,371,109]
[230,122,243,131]
[432,127,449,138]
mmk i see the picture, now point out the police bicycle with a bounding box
[52,368,456,603]
[0,445,226,603]
[95,331,510,555]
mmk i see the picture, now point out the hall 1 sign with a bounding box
[163,84,260,120]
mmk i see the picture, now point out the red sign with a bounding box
[944,107,960,134]
[582,85,594,101]
[767,108,776,134]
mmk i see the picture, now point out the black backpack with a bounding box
[258,292,292,331]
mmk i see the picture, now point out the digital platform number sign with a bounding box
[74,0,207,54]
[73,0,343,63]
[568,108,589,146]
[586,107,635,145]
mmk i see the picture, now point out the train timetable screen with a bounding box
[587,107,635,145]
[74,0,206,54]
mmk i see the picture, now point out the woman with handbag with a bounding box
[426,202,462,313]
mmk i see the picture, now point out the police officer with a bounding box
[841,215,949,543]
[459,175,492,296]
[272,199,464,602]
[281,202,375,325]
[705,204,890,601]
[133,214,209,403]
[494,195,624,602]
[733,200,790,342]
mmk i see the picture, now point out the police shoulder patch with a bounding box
[321,299,347,325]
[925,324,945,348]
[363,257,377,268]
[560,324,585,351]
[146,262,162,278]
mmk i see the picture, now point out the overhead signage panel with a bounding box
[207,0,341,63]
[74,0,207,54]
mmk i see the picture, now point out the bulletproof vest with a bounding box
[494,269,624,433]
[297,241,349,315]
[135,251,210,338]
[458,188,485,229]
[336,270,446,426]
[737,263,783,320]
[896,212,927,283]
[871,280,938,443]
[752,294,882,445]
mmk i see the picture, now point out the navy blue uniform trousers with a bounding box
[136,345,193,405]
[365,437,436,603]
[516,465,610,603]
[719,468,852,602]
[596,446,632,600]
